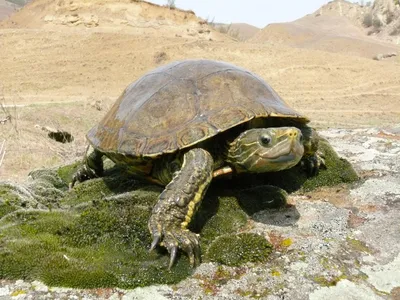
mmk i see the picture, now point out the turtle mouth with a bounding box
[256,139,303,161]
[256,151,298,163]
[268,152,297,163]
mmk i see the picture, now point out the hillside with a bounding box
[312,0,400,43]
[0,0,228,40]
[249,1,400,59]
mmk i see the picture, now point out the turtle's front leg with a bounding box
[70,145,104,188]
[300,126,326,176]
[149,148,213,268]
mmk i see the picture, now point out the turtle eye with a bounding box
[260,135,271,146]
[299,133,303,143]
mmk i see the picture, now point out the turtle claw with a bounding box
[148,219,201,268]
[69,165,97,189]
[302,152,326,176]
[169,246,178,269]
[150,235,161,252]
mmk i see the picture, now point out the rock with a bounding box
[0,286,10,296]
[309,280,382,300]
[373,52,397,60]
[0,135,358,289]
[35,125,74,143]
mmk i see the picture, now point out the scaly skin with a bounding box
[148,148,213,268]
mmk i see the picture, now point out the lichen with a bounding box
[346,237,373,254]
[235,287,270,299]
[312,274,347,287]
[271,269,281,277]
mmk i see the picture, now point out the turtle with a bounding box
[71,59,323,268]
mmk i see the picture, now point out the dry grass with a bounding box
[0,99,110,182]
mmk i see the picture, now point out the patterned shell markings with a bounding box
[87,60,308,157]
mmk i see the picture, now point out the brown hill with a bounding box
[249,10,400,59]
[0,0,228,40]
[229,23,260,40]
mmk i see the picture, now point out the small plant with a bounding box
[363,13,373,27]
[385,9,395,24]
[390,24,400,36]
[372,18,383,29]
[0,88,18,134]
[166,0,175,9]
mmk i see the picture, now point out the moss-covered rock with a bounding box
[0,138,358,288]
[206,233,273,266]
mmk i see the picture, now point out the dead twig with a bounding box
[0,85,19,133]
[0,115,11,125]
[0,140,6,169]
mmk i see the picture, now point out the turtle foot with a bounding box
[69,146,104,189]
[302,152,326,176]
[69,165,98,189]
[149,220,201,269]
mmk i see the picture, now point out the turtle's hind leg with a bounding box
[148,148,214,269]
[70,145,104,188]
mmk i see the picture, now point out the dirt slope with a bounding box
[249,12,400,59]
[0,0,228,40]
[315,0,400,43]
[229,23,260,40]
[0,0,399,181]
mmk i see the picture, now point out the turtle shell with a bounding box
[87,59,309,157]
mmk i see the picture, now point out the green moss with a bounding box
[193,194,248,246]
[300,140,359,191]
[0,187,20,218]
[236,185,288,215]
[56,161,81,185]
[0,192,192,288]
[206,233,273,266]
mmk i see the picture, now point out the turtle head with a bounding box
[227,127,304,173]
